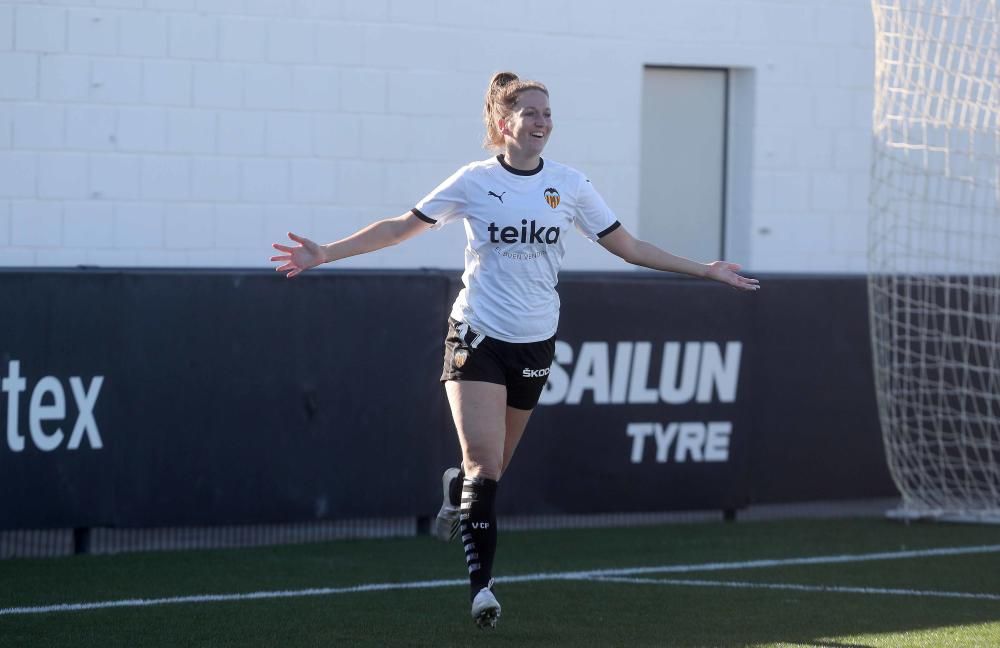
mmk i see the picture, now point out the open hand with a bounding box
[706,261,760,292]
[270,232,326,278]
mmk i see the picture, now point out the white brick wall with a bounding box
[115,202,164,248]
[66,105,116,151]
[220,17,267,62]
[143,59,193,106]
[12,200,61,246]
[64,201,114,249]
[0,200,10,248]
[91,153,141,199]
[167,109,215,154]
[0,52,38,99]
[13,103,64,149]
[140,155,190,200]
[119,11,168,57]
[190,156,240,200]
[0,151,36,198]
[38,152,89,199]
[0,102,12,149]
[116,106,167,151]
[0,6,13,52]
[217,110,265,154]
[163,203,213,249]
[90,58,142,103]
[193,62,243,108]
[169,14,218,60]
[16,5,67,52]
[0,0,880,272]
[68,8,119,56]
[39,55,89,101]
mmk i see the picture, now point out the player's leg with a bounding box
[432,320,473,541]
[499,405,533,479]
[441,407,528,545]
[444,379,505,628]
[434,319,503,542]
[446,379,506,480]
[437,408,523,523]
[497,333,554,478]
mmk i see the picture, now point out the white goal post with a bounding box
[869,0,1000,522]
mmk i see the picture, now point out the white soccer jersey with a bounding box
[413,155,620,343]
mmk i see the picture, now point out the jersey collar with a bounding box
[497,154,544,176]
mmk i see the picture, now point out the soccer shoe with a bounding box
[471,579,501,629]
[431,467,461,542]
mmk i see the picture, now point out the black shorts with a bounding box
[440,318,556,410]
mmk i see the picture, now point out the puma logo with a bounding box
[488,191,505,204]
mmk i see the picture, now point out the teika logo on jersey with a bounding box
[488,218,560,244]
[2,359,105,453]
[538,340,742,465]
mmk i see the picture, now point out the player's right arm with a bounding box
[270,211,432,278]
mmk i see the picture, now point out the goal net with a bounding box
[869,0,1000,521]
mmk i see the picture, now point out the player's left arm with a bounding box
[598,224,760,292]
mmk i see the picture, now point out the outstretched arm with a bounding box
[270,211,432,278]
[598,225,760,291]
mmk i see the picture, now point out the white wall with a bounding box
[0,0,874,272]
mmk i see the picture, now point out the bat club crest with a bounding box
[544,188,560,209]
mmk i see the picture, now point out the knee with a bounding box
[463,459,501,482]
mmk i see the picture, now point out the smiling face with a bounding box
[500,89,553,165]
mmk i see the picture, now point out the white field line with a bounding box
[588,576,1000,602]
[499,543,1000,583]
[2,543,999,616]
[0,579,469,616]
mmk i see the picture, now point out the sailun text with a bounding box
[538,341,741,464]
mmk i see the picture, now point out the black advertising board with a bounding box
[497,273,756,514]
[0,270,895,530]
[0,270,451,528]
[747,275,894,502]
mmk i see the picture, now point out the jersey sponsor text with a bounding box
[488,219,561,244]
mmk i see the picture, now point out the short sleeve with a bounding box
[412,165,469,229]
[573,175,620,241]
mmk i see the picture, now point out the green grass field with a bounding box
[1,518,999,647]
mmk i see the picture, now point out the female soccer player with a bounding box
[271,71,760,629]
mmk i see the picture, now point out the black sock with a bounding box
[448,468,465,507]
[459,476,497,600]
